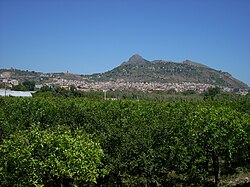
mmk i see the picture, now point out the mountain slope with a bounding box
[87,54,248,89]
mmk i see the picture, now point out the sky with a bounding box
[0,0,250,86]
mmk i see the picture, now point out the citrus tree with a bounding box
[170,106,248,185]
[0,126,107,187]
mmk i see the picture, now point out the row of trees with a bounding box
[34,85,247,102]
[0,97,249,186]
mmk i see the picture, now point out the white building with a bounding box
[0,89,35,97]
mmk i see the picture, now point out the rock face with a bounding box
[121,54,150,66]
[88,54,249,89]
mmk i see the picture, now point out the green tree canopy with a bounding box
[22,80,35,91]
[204,87,221,100]
[0,126,107,187]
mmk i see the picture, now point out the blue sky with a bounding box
[0,0,250,86]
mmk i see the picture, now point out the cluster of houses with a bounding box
[49,78,214,92]
[47,78,248,95]
[2,79,19,88]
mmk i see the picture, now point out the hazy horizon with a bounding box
[1,0,250,86]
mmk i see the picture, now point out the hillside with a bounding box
[0,68,83,83]
[86,54,248,89]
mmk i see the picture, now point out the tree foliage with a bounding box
[0,96,249,186]
[0,126,106,187]
[12,80,35,91]
[204,87,221,100]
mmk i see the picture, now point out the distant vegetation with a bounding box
[0,94,250,186]
[33,85,243,102]
[11,80,36,91]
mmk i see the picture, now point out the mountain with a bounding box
[87,54,248,89]
[1,55,248,89]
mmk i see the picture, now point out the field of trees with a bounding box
[0,93,250,186]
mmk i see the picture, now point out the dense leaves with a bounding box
[0,126,106,187]
[0,96,249,186]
